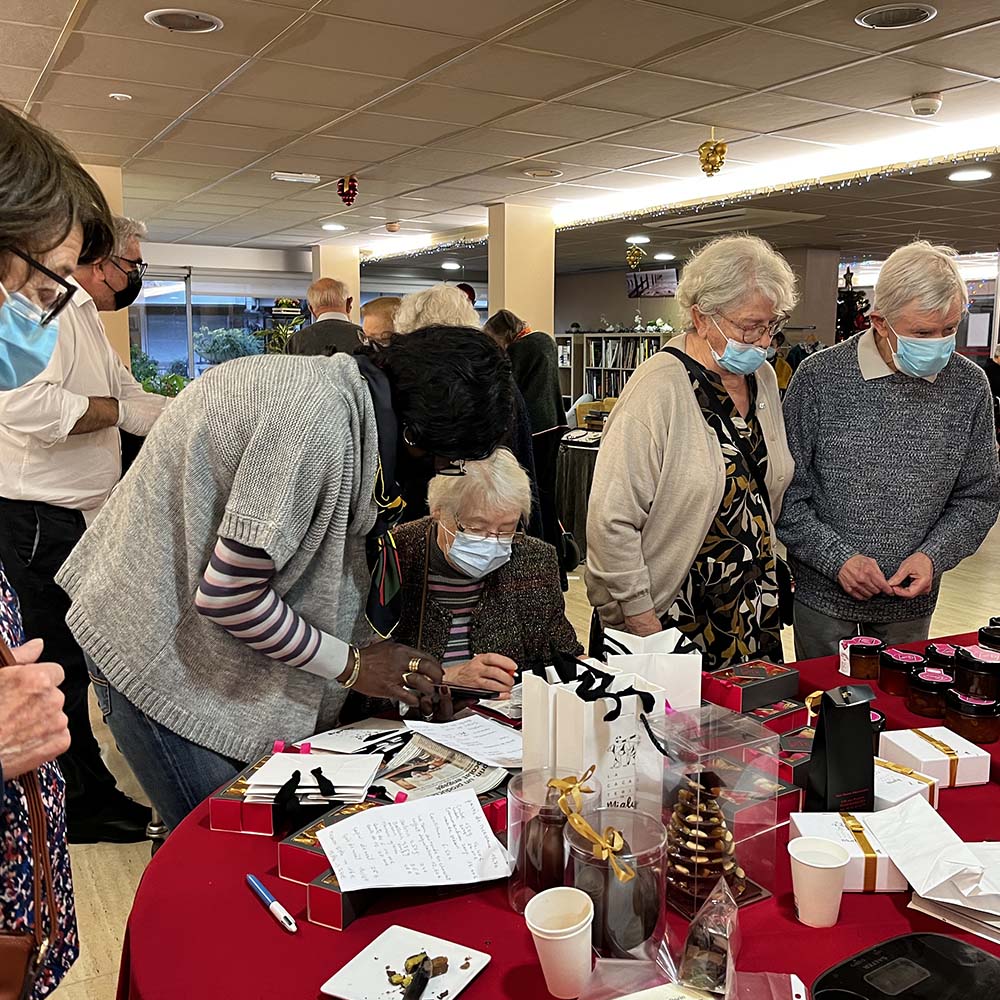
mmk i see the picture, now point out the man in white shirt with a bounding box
[285,277,365,356]
[0,216,169,843]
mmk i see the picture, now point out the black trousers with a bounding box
[0,498,118,817]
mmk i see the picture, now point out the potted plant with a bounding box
[193,326,265,365]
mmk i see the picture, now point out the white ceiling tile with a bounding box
[370,84,532,124]
[553,142,677,169]
[642,0,811,19]
[362,163,462,185]
[319,0,555,38]
[494,103,651,141]
[37,75,205,117]
[905,23,1000,78]
[56,131,147,158]
[623,154,726,179]
[0,66,39,102]
[139,141,264,168]
[126,162,233,181]
[564,72,743,116]
[506,0,729,66]
[391,147,514,173]
[72,151,128,167]
[56,35,243,90]
[682,93,851,132]
[573,170,691,191]
[780,57,976,108]
[266,15,469,78]
[876,82,1000,124]
[433,128,567,157]
[288,135,413,161]
[164,120,298,151]
[122,198,174,216]
[776,110,937,144]
[427,44,619,100]
[225,60,402,108]
[31,104,173,139]
[724,134,840,162]
[3,0,76,28]
[602,119,754,152]
[481,160,607,184]
[0,21,59,69]
[190,94,338,130]
[324,113,466,145]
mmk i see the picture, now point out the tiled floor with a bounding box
[62,519,1000,999]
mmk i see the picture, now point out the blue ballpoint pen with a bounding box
[246,873,298,933]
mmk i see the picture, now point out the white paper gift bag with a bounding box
[554,671,664,815]
[601,627,702,712]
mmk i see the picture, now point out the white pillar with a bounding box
[488,204,555,334]
[311,244,361,322]
[782,247,840,345]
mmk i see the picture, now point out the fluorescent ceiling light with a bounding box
[270,171,321,184]
[653,252,675,261]
[108,92,132,101]
[625,235,650,244]
[551,114,1000,228]
[949,168,992,182]
[441,261,461,270]
[321,222,347,231]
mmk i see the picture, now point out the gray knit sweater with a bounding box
[777,334,1000,623]
[57,353,378,762]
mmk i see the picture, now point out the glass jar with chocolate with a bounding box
[925,642,958,670]
[906,667,955,718]
[870,708,886,754]
[944,689,1000,745]
[843,637,885,680]
[954,645,1000,702]
[979,625,1000,653]
[878,648,925,696]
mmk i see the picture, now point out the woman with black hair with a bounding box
[57,325,516,830]
[0,104,113,998]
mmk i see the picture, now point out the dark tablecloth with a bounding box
[118,634,1000,1000]
[555,443,598,560]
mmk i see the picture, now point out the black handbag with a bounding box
[557,519,582,574]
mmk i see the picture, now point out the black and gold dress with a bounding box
[665,364,782,671]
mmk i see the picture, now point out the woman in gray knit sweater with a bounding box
[57,327,515,829]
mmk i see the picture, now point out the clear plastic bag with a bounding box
[678,878,741,997]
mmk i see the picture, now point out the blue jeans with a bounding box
[86,657,246,831]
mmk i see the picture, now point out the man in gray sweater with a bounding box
[778,241,1000,659]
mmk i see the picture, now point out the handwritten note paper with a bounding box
[404,715,522,768]
[317,788,513,892]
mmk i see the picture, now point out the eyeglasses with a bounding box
[111,255,148,280]
[455,519,525,544]
[717,311,789,345]
[5,247,76,326]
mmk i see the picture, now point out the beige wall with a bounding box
[312,244,361,322]
[488,204,555,334]
[555,269,687,333]
[783,247,840,345]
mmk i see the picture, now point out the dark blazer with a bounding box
[286,317,364,357]
[393,517,582,670]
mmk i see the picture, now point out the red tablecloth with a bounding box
[118,635,1000,1000]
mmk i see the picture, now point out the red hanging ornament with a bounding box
[337,175,359,206]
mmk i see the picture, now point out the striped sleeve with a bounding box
[195,537,349,680]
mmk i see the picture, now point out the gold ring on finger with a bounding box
[403,671,421,687]
[408,657,422,672]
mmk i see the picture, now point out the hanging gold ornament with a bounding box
[698,127,728,177]
[625,244,646,270]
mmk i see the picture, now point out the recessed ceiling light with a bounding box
[321,222,347,231]
[144,8,224,32]
[441,262,461,271]
[625,235,650,244]
[854,4,936,29]
[653,252,675,261]
[522,167,563,179]
[108,92,132,102]
[949,168,993,182]
[270,171,321,184]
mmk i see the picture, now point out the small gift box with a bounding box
[279,801,384,884]
[746,699,809,735]
[702,661,799,713]
[874,757,940,810]
[878,727,990,788]
[306,868,375,931]
[718,773,802,837]
[789,812,907,892]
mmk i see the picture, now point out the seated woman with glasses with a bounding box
[393,447,581,693]
[586,234,797,670]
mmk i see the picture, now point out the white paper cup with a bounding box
[524,886,594,998]
[788,836,851,928]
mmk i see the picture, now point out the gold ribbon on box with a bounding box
[548,764,597,817]
[840,813,878,892]
[804,690,824,723]
[874,758,938,802]
[913,729,960,787]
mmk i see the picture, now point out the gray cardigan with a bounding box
[57,353,378,762]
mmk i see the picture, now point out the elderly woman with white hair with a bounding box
[779,240,1000,658]
[393,448,581,688]
[586,234,797,670]
[395,283,480,333]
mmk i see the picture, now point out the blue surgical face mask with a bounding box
[710,317,768,375]
[0,285,59,390]
[440,523,512,580]
[887,320,956,379]
[765,346,777,361]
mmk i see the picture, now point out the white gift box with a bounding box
[789,812,907,892]
[603,627,702,711]
[878,727,991,789]
[874,757,940,810]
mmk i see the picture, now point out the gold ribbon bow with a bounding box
[840,812,878,892]
[565,811,636,884]
[548,764,597,818]
[913,729,960,787]
[804,690,824,722]
[874,757,937,791]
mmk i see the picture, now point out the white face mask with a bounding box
[440,523,512,580]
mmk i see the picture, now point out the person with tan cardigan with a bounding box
[586,234,797,670]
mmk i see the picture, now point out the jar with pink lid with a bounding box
[842,636,884,680]
[925,642,958,670]
[955,645,1000,701]
[905,666,954,718]
[979,624,1000,653]
[944,689,1000,745]
[878,648,925,696]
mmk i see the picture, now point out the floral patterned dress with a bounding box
[666,366,782,671]
[0,567,78,997]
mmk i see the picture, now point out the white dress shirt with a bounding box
[314,310,351,322]
[0,279,169,520]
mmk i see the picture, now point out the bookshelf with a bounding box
[583,332,665,399]
[555,333,584,407]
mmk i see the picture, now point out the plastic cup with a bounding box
[524,886,595,998]
[787,836,850,928]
